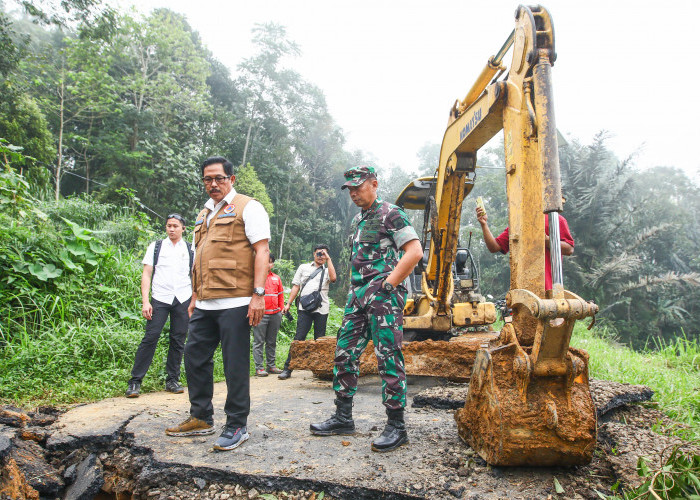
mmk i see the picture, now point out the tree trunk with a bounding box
[55,76,65,201]
[241,119,253,168]
[279,216,288,258]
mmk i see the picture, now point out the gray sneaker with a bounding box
[165,380,185,393]
[213,425,249,451]
[125,381,141,398]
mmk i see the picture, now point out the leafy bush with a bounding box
[607,446,700,499]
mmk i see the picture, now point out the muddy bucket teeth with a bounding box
[455,344,597,467]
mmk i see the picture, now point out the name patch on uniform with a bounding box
[223,204,235,214]
[218,212,237,218]
[359,218,381,243]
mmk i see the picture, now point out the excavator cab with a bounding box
[396,174,496,339]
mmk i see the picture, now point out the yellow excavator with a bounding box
[291,4,598,466]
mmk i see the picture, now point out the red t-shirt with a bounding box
[494,215,574,290]
[264,272,284,314]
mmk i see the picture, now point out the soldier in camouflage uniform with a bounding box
[310,166,423,452]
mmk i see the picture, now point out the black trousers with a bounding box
[185,305,250,427]
[283,309,328,370]
[129,297,189,384]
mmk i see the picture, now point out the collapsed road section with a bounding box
[1,373,696,500]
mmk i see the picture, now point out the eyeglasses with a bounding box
[202,175,230,185]
[166,213,185,225]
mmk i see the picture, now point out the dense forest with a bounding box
[1,0,698,361]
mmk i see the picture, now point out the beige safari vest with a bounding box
[192,194,254,300]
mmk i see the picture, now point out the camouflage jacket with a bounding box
[348,198,418,302]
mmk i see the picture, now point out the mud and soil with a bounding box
[0,374,696,500]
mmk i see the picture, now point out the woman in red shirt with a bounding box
[252,255,285,376]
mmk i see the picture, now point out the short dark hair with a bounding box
[201,156,234,176]
[313,244,329,254]
[269,254,276,263]
[166,213,186,228]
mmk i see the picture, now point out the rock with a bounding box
[63,463,77,484]
[0,408,31,428]
[64,454,104,500]
[590,379,654,418]
[248,487,259,498]
[449,486,466,498]
[26,412,57,427]
[148,490,161,496]
[194,477,207,490]
[0,425,14,461]
[0,457,40,500]
[9,439,63,496]
[18,427,48,445]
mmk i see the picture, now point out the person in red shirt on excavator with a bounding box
[252,255,285,377]
[476,202,574,291]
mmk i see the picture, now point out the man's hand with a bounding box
[188,293,197,318]
[248,295,265,326]
[142,302,153,320]
[476,207,488,225]
[319,248,330,263]
[283,302,291,314]
[545,234,574,256]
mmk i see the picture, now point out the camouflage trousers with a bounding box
[332,287,406,410]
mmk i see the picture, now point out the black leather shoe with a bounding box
[278,369,292,380]
[310,397,355,436]
[371,408,408,452]
[125,381,141,398]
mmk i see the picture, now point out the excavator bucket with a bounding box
[456,290,599,466]
[455,337,596,466]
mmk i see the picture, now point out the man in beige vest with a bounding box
[165,156,270,452]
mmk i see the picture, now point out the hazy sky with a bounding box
[118,0,698,179]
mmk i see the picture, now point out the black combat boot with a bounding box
[309,397,355,436]
[371,408,408,452]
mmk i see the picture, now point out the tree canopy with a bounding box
[1,2,698,347]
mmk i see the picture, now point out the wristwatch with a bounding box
[253,287,265,297]
[382,280,395,293]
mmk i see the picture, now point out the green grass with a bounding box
[0,278,344,408]
[572,324,700,438]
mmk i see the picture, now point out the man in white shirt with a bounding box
[279,244,336,379]
[165,156,270,452]
[126,213,193,398]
